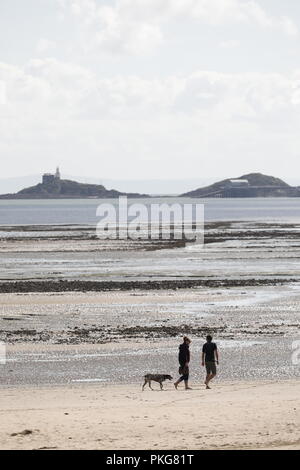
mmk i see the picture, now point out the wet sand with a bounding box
[0,380,299,450]
[1,221,299,283]
[0,220,299,449]
[1,287,299,386]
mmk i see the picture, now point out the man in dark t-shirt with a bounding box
[202,335,219,389]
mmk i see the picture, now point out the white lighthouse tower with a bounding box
[55,166,61,180]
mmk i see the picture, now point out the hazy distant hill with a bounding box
[181,173,300,198]
[0,175,219,195]
[0,178,147,199]
[1,172,299,199]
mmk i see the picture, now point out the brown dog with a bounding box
[142,374,173,391]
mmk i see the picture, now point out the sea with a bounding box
[0,197,299,225]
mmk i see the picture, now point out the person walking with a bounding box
[174,336,192,390]
[202,335,219,389]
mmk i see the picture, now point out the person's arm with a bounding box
[202,351,205,366]
[185,348,190,366]
[215,346,219,365]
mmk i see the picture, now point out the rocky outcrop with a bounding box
[0,178,148,199]
[182,173,300,198]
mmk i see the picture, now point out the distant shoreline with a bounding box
[0,195,300,200]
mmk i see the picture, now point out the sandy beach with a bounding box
[0,380,299,450]
[0,217,299,450]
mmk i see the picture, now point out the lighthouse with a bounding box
[42,167,61,185]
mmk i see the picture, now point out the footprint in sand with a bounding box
[11,429,35,437]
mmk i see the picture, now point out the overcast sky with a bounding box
[1,0,300,183]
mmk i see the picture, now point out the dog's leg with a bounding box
[160,382,163,391]
[149,381,153,391]
[142,380,147,391]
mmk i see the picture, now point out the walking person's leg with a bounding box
[175,365,192,390]
[204,372,210,386]
[174,373,192,390]
[183,371,192,390]
[205,362,216,389]
[174,374,185,389]
[204,362,210,387]
[205,373,215,388]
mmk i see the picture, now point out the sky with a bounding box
[1,0,300,185]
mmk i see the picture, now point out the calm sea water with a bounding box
[0,198,299,225]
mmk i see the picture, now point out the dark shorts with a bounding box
[205,361,217,375]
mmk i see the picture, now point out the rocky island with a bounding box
[0,168,147,199]
[181,173,300,198]
[0,170,299,199]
